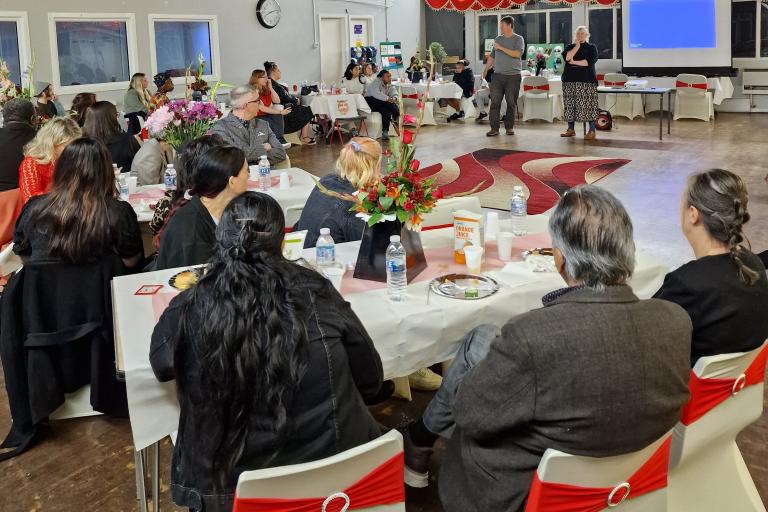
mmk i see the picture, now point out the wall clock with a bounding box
[256,0,281,29]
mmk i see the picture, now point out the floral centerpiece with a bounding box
[189,51,210,101]
[535,50,549,76]
[145,99,222,149]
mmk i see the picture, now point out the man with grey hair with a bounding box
[0,98,36,244]
[403,185,692,512]
[210,85,286,166]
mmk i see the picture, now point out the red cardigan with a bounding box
[19,157,54,205]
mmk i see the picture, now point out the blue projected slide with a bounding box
[628,0,716,49]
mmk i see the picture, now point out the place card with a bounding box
[135,284,164,295]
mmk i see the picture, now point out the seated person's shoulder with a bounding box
[759,250,768,269]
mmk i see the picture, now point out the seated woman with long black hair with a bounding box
[154,145,249,270]
[264,61,316,145]
[150,191,384,512]
[83,101,141,173]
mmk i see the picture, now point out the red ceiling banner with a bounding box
[425,0,619,10]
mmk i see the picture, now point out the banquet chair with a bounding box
[667,342,767,512]
[284,205,304,228]
[275,155,291,171]
[521,76,556,123]
[600,73,645,120]
[364,112,383,139]
[0,242,22,277]
[673,74,714,122]
[233,429,405,512]
[327,94,369,145]
[525,432,673,512]
[400,85,436,126]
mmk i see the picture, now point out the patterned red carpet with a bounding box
[420,149,631,214]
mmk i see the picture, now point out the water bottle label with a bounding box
[386,260,406,272]
[316,246,335,263]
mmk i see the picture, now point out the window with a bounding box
[48,13,138,93]
[733,0,757,57]
[479,14,499,61]
[549,11,571,46]
[516,13,547,46]
[149,15,220,82]
[0,12,30,84]
[589,8,615,60]
[762,2,768,57]
[476,7,574,62]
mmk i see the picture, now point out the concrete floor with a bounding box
[1,112,767,511]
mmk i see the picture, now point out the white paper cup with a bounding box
[322,266,346,291]
[279,172,290,189]
[485,211,500,241]
[126,176,138,194]
[499,218,513,233]
[463,245,484,274]
[219,102,227,110]
[274,104,284,112]
[497,232,515,261]
[249,165,258,181]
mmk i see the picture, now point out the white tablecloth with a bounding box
[394,81,464,100]
[114,221,668,449]
[638,77,733,110]
[128,167,317,223]
[308,93,371,120]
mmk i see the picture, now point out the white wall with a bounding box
[1,0,423,108]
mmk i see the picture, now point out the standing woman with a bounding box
[264,61,315,144]
[560,26,599,141]
[124,73,152,134]
[249,69,290,145]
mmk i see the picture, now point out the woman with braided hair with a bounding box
[150,191,384,512]
[655,168,768,366]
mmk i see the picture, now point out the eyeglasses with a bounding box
[246,99,261,107]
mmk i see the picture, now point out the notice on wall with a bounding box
[354,24,363,34]
[379,41,403,71]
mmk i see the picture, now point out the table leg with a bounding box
[659,94,663,141]
[667,92,671,134]
[152,442,160,512]
[134,449,148,512]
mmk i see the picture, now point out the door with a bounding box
[349,16,373,47]
[319,16,346,85]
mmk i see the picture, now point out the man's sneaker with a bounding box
[381,131,390,141]
[403,427,433,488]
[408,367,442,391]
[486,130,499,137]
[476,112,488,123]
[447,113,460,122]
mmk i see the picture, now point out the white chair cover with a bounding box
[667,342,767,512]
[400,85,436,126]
[521,76,557,123]
[673,73,714,122]
[600,72,645,120]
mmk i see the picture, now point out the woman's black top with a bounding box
[453,67,474,98]
[154,196,216,270]
[654,251,768,366]
[105,131,141,173]
[13,194,142,263]
[295,174,365,248]
[271,79,299,107]
[0,122,36,191]
[150,265,383,511]
[561,43,599,84]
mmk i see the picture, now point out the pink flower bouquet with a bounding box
[145,99,221,149]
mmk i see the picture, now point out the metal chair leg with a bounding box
[134,448,148,512]
[152,442,160,512]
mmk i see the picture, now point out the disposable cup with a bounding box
[463,245,484,274]
[279,172,291,189]
[485,211,500,241]
[497,232,515,261]
[126,176,138,194]
[322,266,346,291]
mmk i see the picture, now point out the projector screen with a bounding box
[621,0,733,76]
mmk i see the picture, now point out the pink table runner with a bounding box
[129,188,166,206]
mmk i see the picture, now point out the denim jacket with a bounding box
[295,174,366,248]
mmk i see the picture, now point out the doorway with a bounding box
[319,14,375,85]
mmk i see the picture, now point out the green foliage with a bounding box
[428,42,447,63]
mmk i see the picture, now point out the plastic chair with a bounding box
[284,205,304,228]
[400,86,436,126]
[600,73,645,120]
[673,73,714,122]
[521,76,556,123]
[525,432,673,512]
[327,94,369,145]
[233,429,405,512]
[667,342,767,512]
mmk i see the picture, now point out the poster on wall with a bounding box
[379,41,403,71]
[525,43,566,75]
[484,39,494,60]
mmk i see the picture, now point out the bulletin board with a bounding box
[379,41,403,70]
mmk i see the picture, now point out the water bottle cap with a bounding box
[390,235,400,243]
[320,228,330,235]
[112,163,118,168]
[513,186,523,192]
[166,164,174,169]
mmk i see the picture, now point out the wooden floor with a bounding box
[2,112,767,511]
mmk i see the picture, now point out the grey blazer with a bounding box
[133,139,174,186]
[439,285,692,512]
[209,113,286,166]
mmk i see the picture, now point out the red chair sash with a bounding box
[603,81,626,87]
[523,84,550,92]
[680,345,768,426]
[675,81,707,90]
[524,438,672,512]
[232,452,405,512]
[596,74,606,81]
[402,93,418,99]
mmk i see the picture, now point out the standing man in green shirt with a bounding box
[482,16,525,137]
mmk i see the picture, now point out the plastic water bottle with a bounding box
[258,155,271,192]
[118,175,129,201]
[510,186,527,236]
[386,235,407,302]
[316,228,335,267]
[320,80,327,95]
[164,163,177,190]
[113,165,121,197]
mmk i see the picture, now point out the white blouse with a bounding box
[341,77,366,95]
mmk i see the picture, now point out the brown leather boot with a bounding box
[560,129,576,138]
[584,130,597,141]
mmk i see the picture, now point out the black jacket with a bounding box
[105,131,141,173]
[271,79,298,107]
[155,196,217,270]
[654,251,768,365]
[439,286,692,512]
[149,265,383,511]
[0,122,36,191]
[295,174,366,248]
[760,250,768,268]
[453,67,474,98]
[562,43,599,84]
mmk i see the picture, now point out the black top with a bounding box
[0,122,36,191]
[760,250,767,268]
[35,101,56,119]
[13,194,142,263]
[271,79,299,107]
[105,131,141,173]
[295,174,365,248]
[561,43,599,84]
[654,251,768,366]
[150,266,383,511]
[453,67,475,98]
[154,196,217,270]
